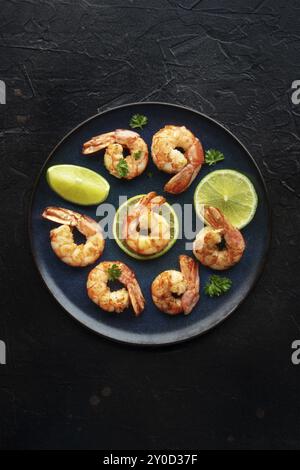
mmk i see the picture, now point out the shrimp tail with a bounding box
[82,129,141,155]
[118,263,145,316]
[179,255,200,315]
[164,163,200,194]
[204,206,230,230]
[42,207,79,226]
[127,281,145,316]
[138,191,158,207]
[82,132,116,154]
[42,206,101,236]
[138,192,166,210]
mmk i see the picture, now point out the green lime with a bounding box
[113,194,179,260]
[46,164,110,205]
[194,169,258,229]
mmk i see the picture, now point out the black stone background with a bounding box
[0,0,300,450]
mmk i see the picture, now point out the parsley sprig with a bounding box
[133,150,142,160]
[116,158,129,178]
[204,275,232,297]
[129,114,148,130]
[107,264,122,282]
[205,149,225,166]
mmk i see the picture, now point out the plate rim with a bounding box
[28,101,272,347]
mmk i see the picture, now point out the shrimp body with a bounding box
[151,255,200,315]
[123,192,171,255]
[82,129,148,180]
[193,206,246,270]
[87,261,145,315]
[151,125,204,194]
[42,207,105,267]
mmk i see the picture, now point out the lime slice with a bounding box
[113,195,179,260]
[46,164,110,205]
[194,169,258,229]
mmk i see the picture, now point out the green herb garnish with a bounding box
[129,114,148,130]
[107,264,122,281]
[205,149,225,166]
[116,158,129,178]
[204,275,232,297]
[133,150,142,160]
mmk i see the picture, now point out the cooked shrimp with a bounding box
[151,255,200,315]
[87,261,145,315]
[151,125,204,194]
[82,129,148,180]
[42,207,105,267]
[122,192,171,256]
[193,206,246,270]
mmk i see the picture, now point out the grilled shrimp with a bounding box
[87,261,145,315]
[82,129,148,180]
[151,125,204,194]
[193,206,246,270]
[42,207,105,267]
[122,192,171,256]
[151,255,200,315]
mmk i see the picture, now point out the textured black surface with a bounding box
[0,0,300,450]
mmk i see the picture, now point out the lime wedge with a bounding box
[46,164,110,205]
[194,169,258,229]
[113,195,179,260]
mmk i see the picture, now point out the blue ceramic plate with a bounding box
[29,102,271,346]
